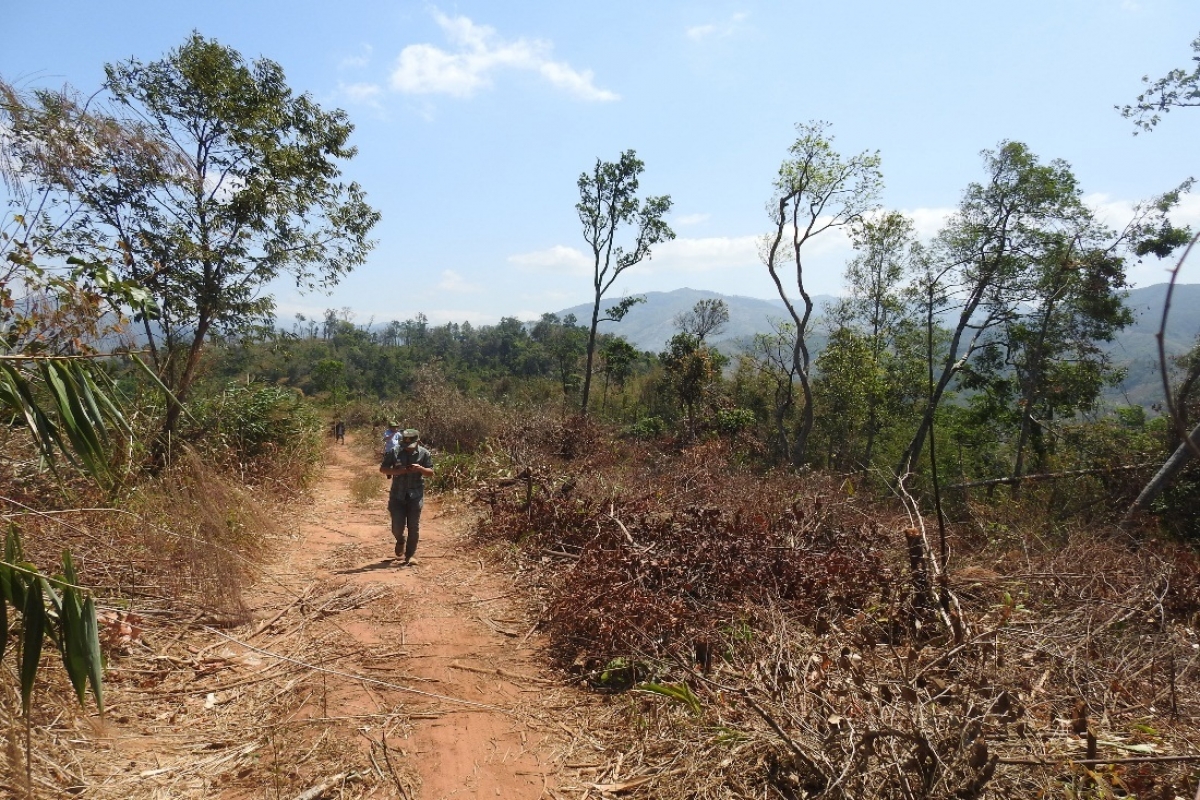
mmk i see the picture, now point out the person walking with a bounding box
[334,420,345,444]
[379,428,434,565]
[382,421,399,456]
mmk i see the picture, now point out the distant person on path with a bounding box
[382,422,399,456]
[379,428,434,565]
[334,420,345,444]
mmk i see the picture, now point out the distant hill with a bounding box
[554,287,838,354]
[555,284,1200,408]
[1107,283,1200,406]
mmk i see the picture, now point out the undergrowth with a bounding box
[468,416,1200,799]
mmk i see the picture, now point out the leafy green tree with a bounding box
[896,142,1105,478]
[661,332,721,436]
[1120,30,1200,131]
[576,150,674,414]
[812,328,877,470]
[828,212,925,467]
[3,34,380,457]
[961,245,1133,481]
[531,313,588,412]
[598,336,639,412]
[672,298,729,344]
[761,121,883,465]
[311,358,347,396]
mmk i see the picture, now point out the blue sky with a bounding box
[5,1,1198,326]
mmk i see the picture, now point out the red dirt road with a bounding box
[266,436,562,798]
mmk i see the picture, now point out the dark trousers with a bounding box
[388,495,423,559]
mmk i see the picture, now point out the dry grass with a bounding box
[348,469,384,506]
[0,577,423,799]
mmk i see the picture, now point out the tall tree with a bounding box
[894,143,1177,480]
[895,142,1094,477]
[576,150,674,414]
[531,312,588,412]
[3,34,380,455]
[761,121,883,465]
[829,212,925,467]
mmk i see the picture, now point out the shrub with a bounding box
[185,382,324,491]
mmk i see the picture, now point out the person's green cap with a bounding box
[401,428,420,440]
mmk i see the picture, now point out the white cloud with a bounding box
[686,12,748,41]
[437,269,482,293]
[902,206,956,240]
[673,212,711,226]
[337,81,384,108]
[648,235,761,273]
[339,44,373,70]
[390,10,618,101]
[508,245,593,275]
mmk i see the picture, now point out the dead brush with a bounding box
[553,557,1200,800]
[115,447,276,622]
[475,436,897,670]
[402,364,521,453]
[473,424,1200,798]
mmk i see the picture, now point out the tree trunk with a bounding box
[580,297,600,415]
[1123,422,1200,522]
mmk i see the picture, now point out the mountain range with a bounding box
[555,284,1200,407]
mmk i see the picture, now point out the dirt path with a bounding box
[44,434,586,799]
[254,433,562,798]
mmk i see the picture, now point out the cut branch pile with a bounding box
[477,432,1200,798]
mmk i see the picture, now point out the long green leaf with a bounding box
[43,361,105,477]
[59,582,88,708]
[20,577,45,715]
[80,595,104,715]
[0,582,7,665]
[635,681,704,715]
[59,550,89,699]
[0,363,64,468]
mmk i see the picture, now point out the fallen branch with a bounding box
[247,588,313,641]
[949,463,1157,491]
[290,772,349,800]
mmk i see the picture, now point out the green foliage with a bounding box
[3,34,380,450]
[0,528,105,716]
[185,382,323,485]
[626,415,666,439]
[898,141,1122,478]
[660,332,723,433]
[636,681,703,715]
[1120,31,1200,131]
[0,358,129,487]
[762,121,884,465]
[715,407,755,436]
